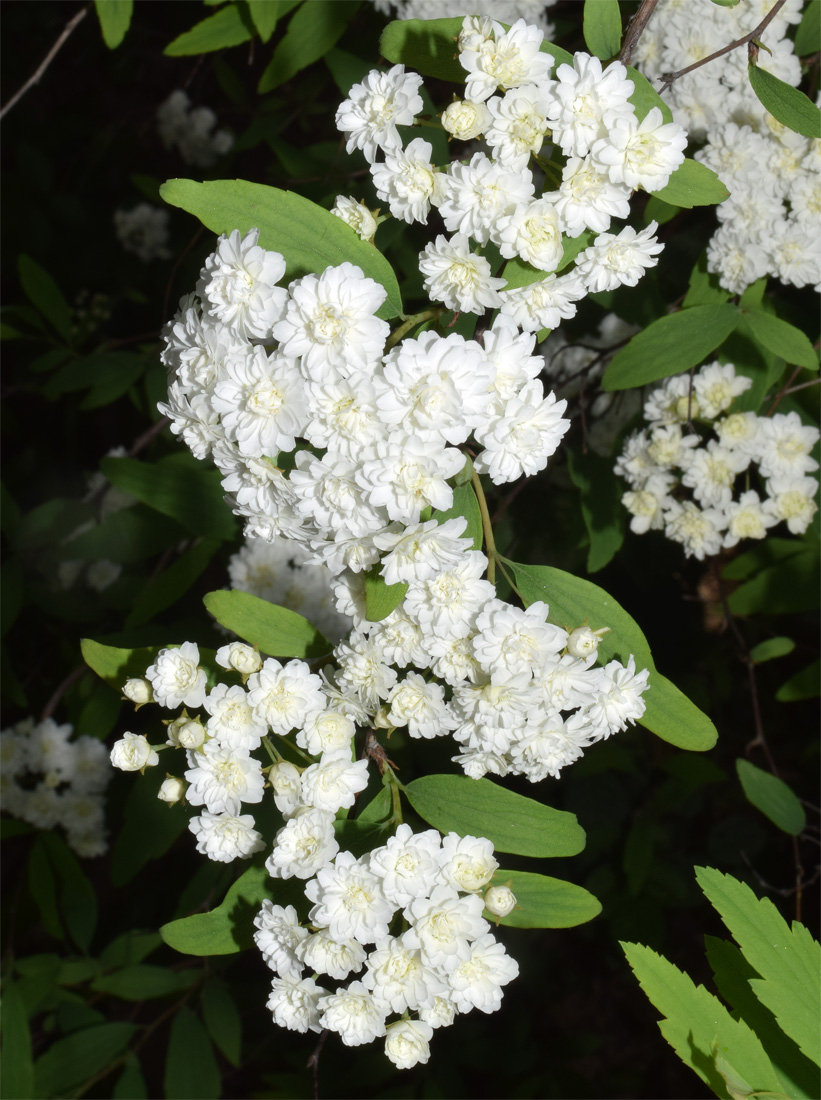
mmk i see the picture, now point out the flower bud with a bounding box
[566,625,610,659]
[216,641,262,677]
[158,776,186,805]
[441,98,490,141]
[123,678,152,706]
[110,732,159,772]
[176,720,206,750]
[483,884,516,918]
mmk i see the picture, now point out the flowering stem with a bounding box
[471,467,496,586]
[385,308,442,350]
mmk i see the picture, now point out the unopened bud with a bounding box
[216,641,262,677]
[123,678,152,706]
[177,720,206,750]
[158,776,186,805]
[566,625,610,659]
[484,884,516,918]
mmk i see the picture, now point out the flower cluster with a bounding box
[373,0,557,37]
[615,362,820,559]
[1,718,112,857]
[334,16,686,327]
[633,0,820,294]
[114,203,172,263]
[257,825,518,1068]
[156,89,234,168]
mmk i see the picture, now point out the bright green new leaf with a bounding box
[433,481,483,552]
[91,965,200,1001]
[203,977,242,1067]
[749,636,795,663]
[776,658,820,702]
[164,2,254,56]
[748,63,821,139]
[696,866,821,1067]
[94,0,133,48]
[650,158,730,208]
[258,0,359,92]
[0,982,34,1100]
[404,774,585,857]
[81,638,160,692]
[160,178,402,319]
[247,0,281,42]
[203,589,330,657]
[740,310,819,371]
[491,870,601,928]
[736,759,806,836]
[364,568,408,622]
[18,255,72,342]
[501,558,718,751]
[164,1008,221,1100]
[101,454,237,540]
[622,941,783,1098]
[602,303,740,390]
[34,1023,138,1100]
[794,0,820,56]
[583,0,621,59]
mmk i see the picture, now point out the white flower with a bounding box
[376,517,474,586]
[459,17,553,103]
[114,203,171,263]
[499,273,586,333]
[419,233,505,314]
[204,684,267,751]
[590,107,687,192]
[404,885,489,969]
[319,981,388,1046]
[364,933,446,1015]
[298,929,367,980]
[441,98,491,140]
[158,777,186,804]
[438,153,534,245]
[575,222,664,292]
[764,475,819,534]
[146,642,207,710]
[184,742,265,816]
[585,656,649,736]
[123,678,152,706]
[267,975,326,1033]
[554,156,632,238]
[387,673,455,739]
[300,754,370,814]
[188,811,264,862]
[663,499,727,560]
[722,490,778,547]
[474,598,566,682]
[756,412,820,479]
[198,229,287,340]
[384,1019,434,1069]
[693,361,752,420]
[267,808,339,879]
[439,833,498,893]
[335,64,423,163]
[269,761,302,819]
[212,346,307,458]
[110,733,159,772]
[497,198,564,271]
[296,709,356,757]
[548,53,635,157]
[254,902,308,978]
[331,195,378,241]
[247,659,326,736]
[474,380,570,484]
[446,932,519,1013]
[371,137,443,224]
[305,850,394,944]
[369,825,443,908]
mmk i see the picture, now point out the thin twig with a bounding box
[1,6,88,122]
[40,665,86,721]
[128,415,171,458]
[777,378,821,398]
[307,1029,329,1100]
[766,364,804,416]
[657,0,788,94]
[618,0,660,65]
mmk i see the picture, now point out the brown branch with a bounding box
[619,0,660,65]
[766,364,804,416]
[0,6,88,122]
[40,665,86,721]
[307,1029,329,1100]
[657,0,788,94]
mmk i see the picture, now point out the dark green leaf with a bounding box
[501,558,718,751]
[41,351,145,399]
[728,543,820,615]
[623,817,655,895]
[567,448,625,572]
[18,255,72,342]
[99,931,162,969]
[34,1022,138,1100]
[247,0,281,42]
[642,194,680,227]
[683,252,732,308]
[776,658,820,702]
[649,158,729,208]
[164,1008,221,1100]
[794,0,820,56]
[583,0,621,59]
[736,759,806,836]
[42,832,97,954]
[1,557,23,638]
[490,869,601,928]
[160,178,402,319]
[125,539,220,628]
[65,505,186,565]
[748,62,821,139]
[749,636,795,663]
[164,2,254,55]
[355,784,392,824]
[100,455,237,540]
[94,0,133,48]
[111,766,190,886]
[602,304,740,390]
[203,589,330,657]
[0,982,34,1100]
[433,480,483,552]
[722,537,804,580]
[28,837,64,941]
[91,965,200,1001]
[404,774,585,857]
[113,1054,148,1100]
[258,0,359,92]
[364,569,408,623]
[76,678,122,739]
[740,310,819,371]
[203,977,242,1067]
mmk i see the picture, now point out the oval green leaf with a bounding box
[258,0,360,92]
[203,589,330,658]
[404,774,586,857]
[433,481,483,552]
[160,178,402,319]
[94,0,133,49]
[736,758,806,836]
[776,658,820,703]
[91,965,200,1002]
[364,569,408,623]
[34,1023,138,1100]
[749,636,795,663]
[741,310,819,371]
[649,158,730,209]
[748,63,821,139]
[164,1008,220,1100]
[583,0,621,60]
[491,869,601,928]
[164,3,254,56]
[602,303,740,391]
[795,0,821,56]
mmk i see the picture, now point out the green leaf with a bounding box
[649,158,730,208]
[722,537,804,581]
[202,977,242,1067]
[247,0,281,42]
[776,658,820,703]
[99,930,162,970]
[728,543,820,615]
[626,65,673,124]
[258,0,360,92]
[161,864,295,955]
[164,1008,221,1100]
[433,481,484,552]
[18,255,72,342]
[100,455,237,541]
[125,539,220,628]
[203,589,330,657]
[81,638,159,692]
[501,558,718,751]
[491,870,601,928]
[404,774,585,857]
[41,351,145,399]
[34,1022,138,1100]
[113,1054,148,1100]
[748,62,821,139]
[684,252,732,308]
[363,568,408,623]
[583,0,621,59]
[736,759,806,836]
[111,766,190,887]
[160,178,402,320]
[91,965,200,1001]
[567,448,625,573]
[622,941,783,1098]
[696,866,821,1067]
[794,0,820,56]
[28,837,63,941]
[42,832,97,954]
[602,303,740,391]
[740,310,819,371]
[94,0,133,48]
[164,2,254,55]
[0,982,34,1100]
[65,505,185,565]
[749,636,795,663]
